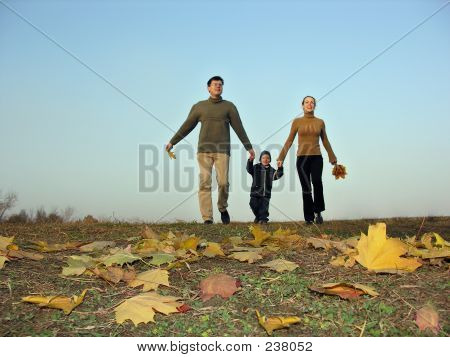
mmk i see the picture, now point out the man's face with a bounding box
[303,97,316,113]
[261,154,271,166]
[208,80,223,97]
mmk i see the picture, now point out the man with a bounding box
[166,76,255,224]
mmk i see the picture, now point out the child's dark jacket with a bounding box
[246,160,283,199]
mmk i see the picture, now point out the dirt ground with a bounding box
[0,216,448,337]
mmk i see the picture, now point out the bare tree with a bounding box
[0,191,18,222]
[62,206,75,222]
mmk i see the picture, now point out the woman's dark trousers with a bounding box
[296,155,324,222]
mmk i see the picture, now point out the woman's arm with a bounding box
[273,166,284,181]
[276,120,298,163]
[320,122,337,164]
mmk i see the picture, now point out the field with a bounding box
[0,217,449,337]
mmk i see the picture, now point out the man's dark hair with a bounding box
[207,76,224,87]
[302,95,316,106]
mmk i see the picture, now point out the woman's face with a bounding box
[302,97,316,113]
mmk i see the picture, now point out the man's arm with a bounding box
[229,104,253,151]
[169,104,200,146]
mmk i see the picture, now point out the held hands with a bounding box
[277,160,283,168]
[165,143,173,152]
[248,149,255,161]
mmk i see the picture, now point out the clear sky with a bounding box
[1,0,449,222]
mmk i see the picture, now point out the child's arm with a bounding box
[246,159,254,176]
[273,165,284,180]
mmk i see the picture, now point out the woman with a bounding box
[276,96,337,224]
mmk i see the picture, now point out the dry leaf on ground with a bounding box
[22,289,88,315]
[228,251,263,263]
[62,255,97,276]
[203,242,225,258]
[309,282,379,299]
[355,223,422,273]
[260,259,299,272]
[0,256,10,269]
[247,225,271,247]
[128,269,169,291]
[79,241,116,252]
[114,291,182,326]
[415,304,440,334]
[199,273,238,301]
[255,310,300,335]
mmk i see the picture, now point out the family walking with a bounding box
[166,76,338,225]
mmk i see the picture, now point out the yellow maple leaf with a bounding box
[228,251,263,263]
[255,310,300,335]
[203,242,225,258]
[355,223,422,273]
[32,240,83,253]
[248,225,271,247]
[0,256,10,269]
[259,259,299,272]
[128,269,170,291]
[22,289,88,315]
[114,291,182,326]
[0,236,15,251]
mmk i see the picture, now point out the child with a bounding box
[246,150,284,224]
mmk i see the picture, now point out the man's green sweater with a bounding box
[169,96,252,155]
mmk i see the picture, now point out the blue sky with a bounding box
[1,0,449,222]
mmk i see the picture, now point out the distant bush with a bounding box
[7,209,29,223]
[4,206,76,224]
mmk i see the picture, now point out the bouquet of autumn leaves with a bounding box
[332,164,347,179]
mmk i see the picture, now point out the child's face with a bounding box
[261,154,271,166]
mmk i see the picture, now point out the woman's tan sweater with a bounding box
[277,112,337,163]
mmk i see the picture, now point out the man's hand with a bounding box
[248,149,255,161]
[331,160,337,165]
[277,160,283,168]
[165,143,173,151]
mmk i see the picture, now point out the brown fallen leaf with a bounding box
[415,304,440,334]
[199,273,238,302]
[255,310,300,335]
[22,289,88,315]
[309,282,379,300]
[7,249,44,261]
[92,266,136,284]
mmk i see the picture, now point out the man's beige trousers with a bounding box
[197,152,230,221]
